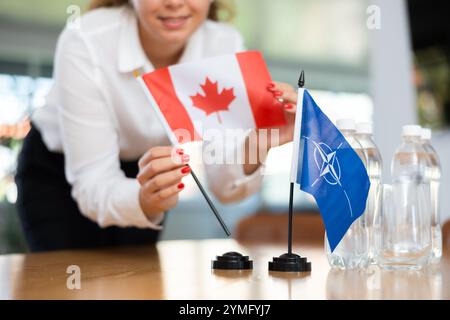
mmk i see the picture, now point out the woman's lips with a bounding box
[158,16,191,30]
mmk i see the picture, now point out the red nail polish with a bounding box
[177,183,185,189]
[273,91,283,97]
[285,103,293,109]
[176,148,184,155]
[267,83,275,88]
[182,154,190,163]
[181,166,191,174]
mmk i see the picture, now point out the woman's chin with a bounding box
[159,30,193,46]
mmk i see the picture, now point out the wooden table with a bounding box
[0,239,448,299]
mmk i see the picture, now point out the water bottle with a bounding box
[325,119,369,269]
[421,128,442,264]
[378,125,432,270]
[355,122,383,264]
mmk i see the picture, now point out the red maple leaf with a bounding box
[190,77,235,124]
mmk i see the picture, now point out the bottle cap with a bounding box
[336,119,356,131]
[356,122,373,135]
[421,128,432,140]
[402,125,422,137]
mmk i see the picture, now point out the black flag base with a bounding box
[268,253,311,272]
[212,251,253,270]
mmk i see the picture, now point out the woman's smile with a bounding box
[157,15,192,30]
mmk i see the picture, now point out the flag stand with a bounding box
[188,151,254,270]
[190,164,254,271]
[192,167,254,270]
[268,70,311,273]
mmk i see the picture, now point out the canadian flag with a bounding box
[140,51,286,144]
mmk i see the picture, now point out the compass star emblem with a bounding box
[305,137,353,217]
[311,141,342,187]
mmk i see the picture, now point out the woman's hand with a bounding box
[243,81,298,175]
[137,146,191,218]
[265,81,298,146]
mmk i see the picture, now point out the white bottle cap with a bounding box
[402,125,422,137]
[336,119,356,131]
[421,128,432,140]
[356,122,373,134]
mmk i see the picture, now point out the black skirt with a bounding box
[15,126,160,252]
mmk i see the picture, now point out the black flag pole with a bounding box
[287,70,305,255]
[287,182,294,255]
[268,70,311,272]
[189,166,231,236]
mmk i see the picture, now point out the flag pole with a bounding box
[287,70,305,255]
[288,182,294,255]
[189,167,231,236]
[268,70,311,273]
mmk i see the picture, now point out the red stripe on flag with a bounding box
[142,69,200,143]
[236,51,286,128]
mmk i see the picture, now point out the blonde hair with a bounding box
[88,0,235,21]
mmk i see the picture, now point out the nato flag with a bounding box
[290,89,370,252]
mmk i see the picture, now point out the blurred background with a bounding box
[0,0,449,253]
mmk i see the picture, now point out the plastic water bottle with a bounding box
[325,119,369,269]
[379,125,432,270]
[421,128,442,264]
[355,123,383,264]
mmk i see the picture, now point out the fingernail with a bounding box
[177,183,185,190]
[285,103,293,109]
[176,148,184,155]
[182,154,190,163]
[181,166,191,174]
[267,83,275,88]
[273,90,283,97]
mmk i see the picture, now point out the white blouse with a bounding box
[32,6,263,229]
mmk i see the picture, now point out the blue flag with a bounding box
[290,89,370,252]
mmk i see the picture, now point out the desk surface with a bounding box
[0,239,448,299]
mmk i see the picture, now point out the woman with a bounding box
[16,0,298,251]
